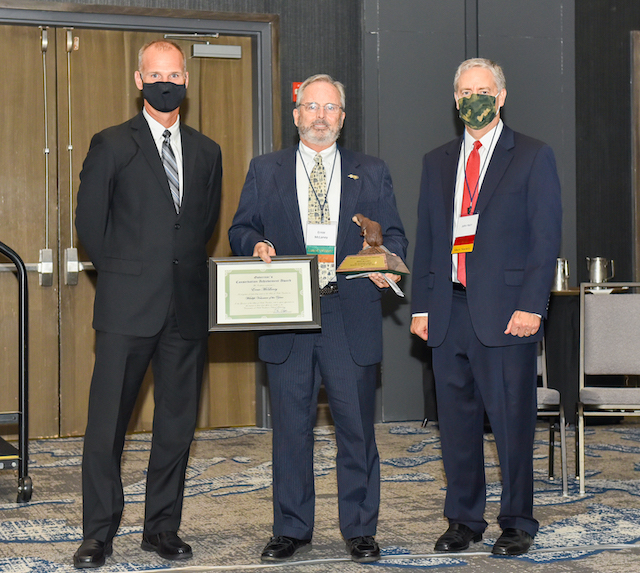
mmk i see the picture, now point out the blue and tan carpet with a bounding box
[2,421,640,572]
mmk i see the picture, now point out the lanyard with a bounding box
[461,126,498,214]
[299,146,339,223]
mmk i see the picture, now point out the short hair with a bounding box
[138,40,187,75]
[296,74,346,110]
[453,58,506,93]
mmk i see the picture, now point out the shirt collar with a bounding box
[143,107,180,140]
[463,118,503,150]
[298,141,338,163]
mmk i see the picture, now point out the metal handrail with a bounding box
[0,240,29,480]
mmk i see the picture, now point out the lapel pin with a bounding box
[348,174,359,180]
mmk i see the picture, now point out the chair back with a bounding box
[537,338,549,388]
[579,282,640,385]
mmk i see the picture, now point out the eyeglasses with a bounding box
[297,102,343,115]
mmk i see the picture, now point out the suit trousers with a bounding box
[432,289,539,538]
[265,293,380,540]
[81,300,207,542]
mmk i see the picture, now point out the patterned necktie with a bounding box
[162,129,181,214]
[308,154,329,223]
[457,140,482,286]
[307,154,334,287]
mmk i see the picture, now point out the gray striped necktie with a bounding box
[162,129,181,213]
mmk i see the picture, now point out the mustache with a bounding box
[311,119,330,128]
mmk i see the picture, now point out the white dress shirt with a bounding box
[143,107,184,203]
[451,120,504,280]
[296,141,342,244]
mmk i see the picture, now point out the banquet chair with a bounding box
[577,282,640,495]
[537,337,569,496]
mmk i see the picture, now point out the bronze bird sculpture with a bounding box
[338,213,409,276]
[352,213,383,250]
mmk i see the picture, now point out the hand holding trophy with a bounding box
[337,214,409,295]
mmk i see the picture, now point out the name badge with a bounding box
[306,223,338,262]
[452,214,479,254]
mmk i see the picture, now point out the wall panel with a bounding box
[372,1,467,421]
[479,0,576,281]
[575,1,640,283]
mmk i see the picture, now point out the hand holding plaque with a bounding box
[337,213,410,276]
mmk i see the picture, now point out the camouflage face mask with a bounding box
[457,93,499,130]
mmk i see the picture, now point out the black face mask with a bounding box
[142,81,186,112]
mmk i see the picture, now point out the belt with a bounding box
[319,283,339,296]
[452,282,466,292]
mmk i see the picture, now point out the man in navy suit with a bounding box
[411,58,561,556]
[229,74,407,563]
[73,40,221,568]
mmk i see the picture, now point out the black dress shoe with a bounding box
[73,539,112,569]
[491,528,533,556]
[434,523,482,552]
[141,531,192,561]
[346,536,381,563]
[261,536,312,562]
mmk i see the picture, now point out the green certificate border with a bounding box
[224,267,304,319]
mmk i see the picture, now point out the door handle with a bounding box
[0,263,39,272]
[39,248,53,285]
[63,247,94,285]
[1,248,52,284]
[1,253,93,284]
[0,252,52,284]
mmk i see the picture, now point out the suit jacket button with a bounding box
[174,223,181,230]
[173,259,179,265]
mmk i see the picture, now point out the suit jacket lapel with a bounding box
[442,137,462,242]
[130,112,178,213]
[180,124,198,215]
[476,125,515,213]
[337,147,362,257]
[274,147,306,252]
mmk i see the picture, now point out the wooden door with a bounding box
[198,36,258,429]
[0,25,59,438]
[1,24,257,438]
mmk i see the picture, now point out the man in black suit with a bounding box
[229,74,407,564]
[73,40,222,568]
[411,58,562,556]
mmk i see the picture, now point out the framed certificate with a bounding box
[209,255,322,331]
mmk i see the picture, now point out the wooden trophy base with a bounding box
[337,245,410,275]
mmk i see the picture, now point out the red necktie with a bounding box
[457,140,482,286]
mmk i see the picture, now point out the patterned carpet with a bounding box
[2,421,640,572]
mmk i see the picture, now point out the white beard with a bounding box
[298,120,341,147]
